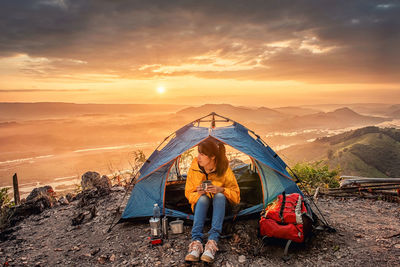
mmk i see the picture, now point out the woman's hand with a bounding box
[205,184,224,194]
[196,185,206,195]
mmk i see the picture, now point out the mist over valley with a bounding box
[1,102,399,196]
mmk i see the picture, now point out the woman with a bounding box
[184,137,240,263]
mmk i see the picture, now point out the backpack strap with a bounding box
[279,191,286,223]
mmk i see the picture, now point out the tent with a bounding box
[122,113,304,220]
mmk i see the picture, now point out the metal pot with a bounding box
[169,219,184,234]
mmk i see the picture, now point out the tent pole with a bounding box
[211,113,216,128]
[106,166,143,232]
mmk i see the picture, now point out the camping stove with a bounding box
[149,218,163,245]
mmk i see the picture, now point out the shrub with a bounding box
[0,187,12,209]
[0,187,13,230]
[290,161,341,192]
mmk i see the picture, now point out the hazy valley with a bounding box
[1,102,399,196]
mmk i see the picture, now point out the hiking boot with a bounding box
[200,239,218,263]
[185,240,203,262]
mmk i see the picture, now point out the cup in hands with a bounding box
[202,180,212,191]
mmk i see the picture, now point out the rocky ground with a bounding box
[0,187,399,267]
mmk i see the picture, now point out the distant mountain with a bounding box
[176,104,391,131]
[272,106,320,116]
[387,104,400,118]
[390,110,400,118]
[0,102,185,121]
[176,104,288,124]
[281,126,400,178]
[301,103,396,116]
[268,107,389,131]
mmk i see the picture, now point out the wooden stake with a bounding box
[13,173,20,205]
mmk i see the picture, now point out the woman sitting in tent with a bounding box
[184,137,240,263]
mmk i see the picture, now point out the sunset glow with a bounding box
[157,86,166,94]
[0,1,398,106]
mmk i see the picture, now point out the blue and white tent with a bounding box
[122,113,303,220]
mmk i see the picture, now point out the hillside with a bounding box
[1,188,399,266]
[281,126,400,177]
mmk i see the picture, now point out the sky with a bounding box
[0,0,399,107]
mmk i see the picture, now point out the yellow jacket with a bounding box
[185,157,240,211]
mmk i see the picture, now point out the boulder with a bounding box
[81,172,101,190]
[81,172,111,193]
[26,186,56,204]
[5,186,57,226]
[8,196,53,226]
[98,175,112,191]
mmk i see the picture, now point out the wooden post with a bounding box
[13,173,20,205]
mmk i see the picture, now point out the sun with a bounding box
[157,86,166,94]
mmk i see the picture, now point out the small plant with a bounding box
[0,187,13,230]
[125,150,147,187]
[131,150,146,165]
[290,161,341,192]
[73,183,82,194]
[0,187,12,209]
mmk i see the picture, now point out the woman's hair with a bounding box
[198,137,229,176]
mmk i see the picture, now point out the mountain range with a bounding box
[175,104,391,131]
[0,102,184,121]
[281,126,400,178]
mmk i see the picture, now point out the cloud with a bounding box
[0,0,399,83]
[0,89,90,93]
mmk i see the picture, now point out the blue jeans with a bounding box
[191,193,226,242]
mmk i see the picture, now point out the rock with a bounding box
[89,205,96,218]
[71,213,85,226]
[111,186,125,192]
[110,254,116,262]
[98,255,107,264]
[65,193,75,202]
[26,186,56,203]
[238,255,246,263]
[91,248,101,256]
[98,175,112,191]
[232,233,240,244]
[81,172,111,193]
[395,244,400,249]
[58,196,69,206]
[81,171,101,190]
[8,195,54,225]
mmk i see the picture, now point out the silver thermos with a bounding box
[162,216,168,239]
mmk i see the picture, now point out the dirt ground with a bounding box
[1,188,399,266]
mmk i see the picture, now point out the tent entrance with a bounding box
[164,147,264,215]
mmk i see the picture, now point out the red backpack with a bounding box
[259,192,310,243]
